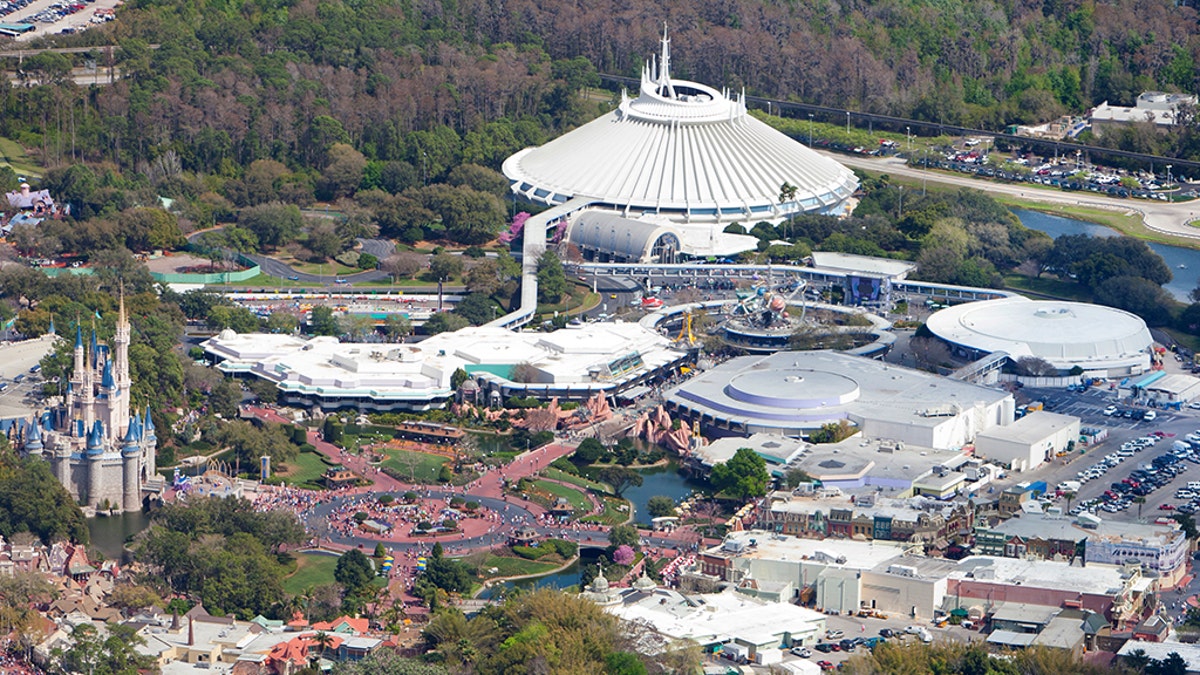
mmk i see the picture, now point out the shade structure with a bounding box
[503,29,857,229]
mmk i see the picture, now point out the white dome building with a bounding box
[502,29,858,258]
[924,297,1153,376]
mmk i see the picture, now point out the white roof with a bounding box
[975,411,1079,445]
[809,252,916,278]
[503,32,857,224]
[606,588,826,647]
[203,322,685,403]
[925,297,1151,369]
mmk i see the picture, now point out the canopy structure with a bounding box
[503,27,857,256]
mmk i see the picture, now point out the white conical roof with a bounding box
[503,29,857,224]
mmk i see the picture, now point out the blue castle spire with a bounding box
[75,324,83,349]
[101,357,114,390]
[86,420,104,455]
[122,417,140,455]
[144,407,155,438]
[26,419,43,451]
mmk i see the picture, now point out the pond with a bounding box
[1013,208,1200,301]
[476,559,582,599]
[622,460,707,526]
[87,509,153,560]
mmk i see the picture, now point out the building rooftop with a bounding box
[986,512,1183,547]
[870,554,962,580]
[1117,640,1200,667]
[605,587,826,647]
[667,350,1011,444]
[809,252,917,279]
[975,411,1079,445]
[765,493,966,525]
[204,322,686,404]
[502,31,857,239]
[950,556,1132,596]
[987,629,1038,648]
[1144,373,1200,396]
[712,530,910,571]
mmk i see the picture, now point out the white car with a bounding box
[1104,405,1118,415]
[1144,411,1158,421]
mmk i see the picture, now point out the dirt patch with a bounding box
[144,253,238,274]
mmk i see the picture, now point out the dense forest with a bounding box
[3,0,1200,186]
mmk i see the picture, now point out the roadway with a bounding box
[823,151,1200,242]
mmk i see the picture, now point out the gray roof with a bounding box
[987,630,1038,647]
[568,212,680,262]
[975,411,1078,445]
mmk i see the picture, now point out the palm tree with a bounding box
[311,630,335,663]
[1134,496,1147,520]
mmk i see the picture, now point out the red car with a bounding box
[818,661,835,671]
[1160,504,1177,511]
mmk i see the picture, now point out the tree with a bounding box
[335,549,376,596]
[451,368,469,389]
[572,437,606,466]
[709,448,770,500]
[608,524,639,549]
[424,312,469,335]
[239,202,304,251]
[537,250,568,303]
[381,252,425,282]
[384,314,412,341]
[1015,356,1057,377]
[59,623,154,675]
[595,466,643,498]
[454,292,497,325]
[909,336,952,372]
[429,253,463,282]
[309,306,340,336]
[320,143,367,199]
[646,495,676,518]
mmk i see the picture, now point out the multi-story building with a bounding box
[760,492,974,550]
[974,513,1188,587]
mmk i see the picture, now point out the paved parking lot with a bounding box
[3,0,120,40]
[0,336,54,420]
[986,383,1200,524]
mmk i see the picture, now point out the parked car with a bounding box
[791,647,812,658]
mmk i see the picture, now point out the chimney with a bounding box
[188,617,195,646]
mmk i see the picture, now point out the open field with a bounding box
[0,137,42,177]
[380,448,449,484]
[283,551,339,594]
[276,452,333,488]
[532,480,591,512]
[478,554,561,579]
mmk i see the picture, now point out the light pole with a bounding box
[808,114,814,146]
[1167,164,1173,188]
[897,185,903,220]
[906,126,911,154]
[845,111,850,134]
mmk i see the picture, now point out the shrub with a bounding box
[352,511,368,523]
[442,518,457,530]
[298,443,316,454]
[513,545,552,560]
[378,494,395,505]
[403,491,418,502]
[416,521,433,531]
[547,539,578,558]
[450,497,466,507]
[290,426,308,445]
[464,501,480,511]
[550,457,579,474]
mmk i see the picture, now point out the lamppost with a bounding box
[845,111,850,134]
[906,126,911,154]
[808,114,814,146]
[1167,164,1174,188]
[897,185,904,220]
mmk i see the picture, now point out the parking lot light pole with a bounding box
[846,111,850,134]
[808,114,814,146]
[1167,164,1173,188]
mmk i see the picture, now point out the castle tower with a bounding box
[121,416,141,512]
[86,420,104,507]
[113,292,131,435]
[143,407,157,477]
[24,419,43,458]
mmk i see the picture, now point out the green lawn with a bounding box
[579,495,632,526]
[478,554,561,579]
[1001,274,1094,302]
[0,137,42,177]
[380,448,449,484]
[542,467,611,494]
[284,552,339,594]
[532,480,591,512]
[276,452,333,488]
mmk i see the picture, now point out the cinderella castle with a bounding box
[16,297,161,512]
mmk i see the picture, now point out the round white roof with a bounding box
[925,297,1152,367]
[502,32,857,223]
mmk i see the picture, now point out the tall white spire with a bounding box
[658,22,676,100]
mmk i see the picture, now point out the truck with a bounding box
[1055,481,1081,493]
[1026,401,1045,412]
